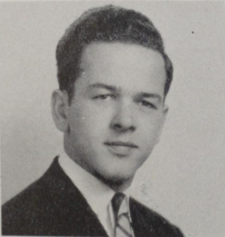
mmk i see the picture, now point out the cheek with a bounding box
[138,115,163,144]
[69,103,111,140]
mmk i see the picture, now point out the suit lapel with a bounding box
[43,157,108,236]
[130,198,156,237]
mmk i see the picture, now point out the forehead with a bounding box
[78,42,166,95]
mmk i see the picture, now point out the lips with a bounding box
[104,141,138,148]
[104,141,138,157]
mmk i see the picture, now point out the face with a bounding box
[64,42,168,188]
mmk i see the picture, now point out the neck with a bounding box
[64,141,134,193]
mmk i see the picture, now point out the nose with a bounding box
[110,101,136,133]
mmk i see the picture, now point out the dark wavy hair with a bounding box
[56,5,173,103]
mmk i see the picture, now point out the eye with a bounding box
[139,100,157,109]
[93,94,115,100]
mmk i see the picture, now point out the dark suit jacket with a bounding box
[2,157,184,236]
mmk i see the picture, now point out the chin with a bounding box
[94,168,135,190]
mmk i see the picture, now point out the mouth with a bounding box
[104,141,138,157]
[104,141,138,148]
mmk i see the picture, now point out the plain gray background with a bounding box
[1,1,225,237]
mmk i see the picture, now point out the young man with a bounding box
[2,5,184,237]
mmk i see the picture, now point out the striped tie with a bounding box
[111,193,133,237]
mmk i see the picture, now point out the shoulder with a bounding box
[2,158,59,217]
[2,157,66,235]
[130,198,184,237]
[2,157,93,235]
[2,171,51,234]
[3,173,49,213]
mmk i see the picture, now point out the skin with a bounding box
[52,42,168,192]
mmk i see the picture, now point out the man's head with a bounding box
[52,5,173,191]
[56,5,173,103]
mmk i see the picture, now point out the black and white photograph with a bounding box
[1,1,225,236]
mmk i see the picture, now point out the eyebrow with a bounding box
[89,83,117,92]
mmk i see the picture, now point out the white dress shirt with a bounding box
[59,152,132,237]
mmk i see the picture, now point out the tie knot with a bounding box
[111,192,126,218]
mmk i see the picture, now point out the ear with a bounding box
[51,89,70,132]
[155,104,169,144]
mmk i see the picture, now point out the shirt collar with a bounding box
[58,152,132,218]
